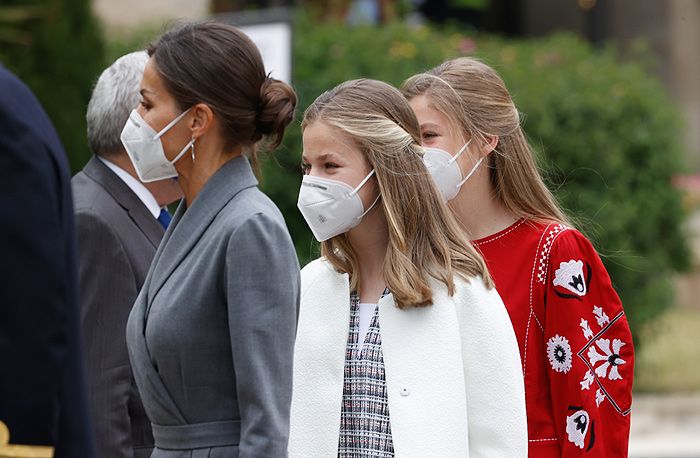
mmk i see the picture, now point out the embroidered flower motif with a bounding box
[593,306,610,327]
[596,389,606,407]
[580,370,595,390]
[553,259,588,296]
[547,335,573,373]
[587,338,626,380]
[580,318,594,340]
[577,310,633,415]
[566,409,591,449]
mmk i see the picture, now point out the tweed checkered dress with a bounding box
[338,292,394,457]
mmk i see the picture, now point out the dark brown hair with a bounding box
[148,21,297,169]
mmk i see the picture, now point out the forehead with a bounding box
[408,94,450,128]
[302,121,362,160]
[141,58,167,95]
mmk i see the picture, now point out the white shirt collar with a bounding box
[98,156,161,219]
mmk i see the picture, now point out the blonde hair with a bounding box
[303,79,492,308]
[402,57,571,226]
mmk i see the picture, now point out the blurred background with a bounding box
[1,0,699,455]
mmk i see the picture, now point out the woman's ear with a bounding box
[189,103,214,139]
[482,134,499,156]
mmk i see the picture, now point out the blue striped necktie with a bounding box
[157,208,172,229]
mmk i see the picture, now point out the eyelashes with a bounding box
[300,162,340,174]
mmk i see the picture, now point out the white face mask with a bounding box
[297,170,380,242]
[120,108,194,183]
[423,139,484,202]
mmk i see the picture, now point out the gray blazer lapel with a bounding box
[127,282,188,424]
[126,215,192,424]
[83,156,165,248]
[148,156,258,304]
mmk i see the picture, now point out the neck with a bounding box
[347,204,389,303]
[449,176,518,241]
[176,143,242,207]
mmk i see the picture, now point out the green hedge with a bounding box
[261,16,689,335]
[0,0,104,171]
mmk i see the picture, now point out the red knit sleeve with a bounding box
[543,229,634,456]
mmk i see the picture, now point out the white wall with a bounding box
[92,0,209,33]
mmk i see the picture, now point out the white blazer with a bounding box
[289,258,527,457]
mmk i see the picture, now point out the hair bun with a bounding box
[255,76,297,148]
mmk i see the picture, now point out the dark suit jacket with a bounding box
[72,156,163,458]
[0,64,95,457]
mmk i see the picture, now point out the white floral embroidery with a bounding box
[566,410,590,449]
[593,306,610,327]
[596,389,606,406]
[587,338,626,380]
[580,370,595,390]
[580,318,594,340]
[547,335,573,373]
[553,259,588,296]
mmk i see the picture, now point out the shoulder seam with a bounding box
[300,259,332,298]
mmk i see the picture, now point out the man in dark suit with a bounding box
[0,65,96,457]
[72,51,182,458]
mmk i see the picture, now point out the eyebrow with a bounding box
[139,88,156,97]
[419,122,442,130]
[301,152,340,162]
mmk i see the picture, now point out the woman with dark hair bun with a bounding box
[124,21,300,457]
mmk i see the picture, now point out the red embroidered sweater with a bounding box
[474,220,633,457]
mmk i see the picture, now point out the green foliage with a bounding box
[104,24,163,64]
[0,0,105,172]
[0,5,44,46]
[263,16,689,335]
[448,0,490,10]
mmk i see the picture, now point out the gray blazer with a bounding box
[126,156,300,458]
[72,156,160,458]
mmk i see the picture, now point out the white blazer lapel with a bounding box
[289,260,351,457]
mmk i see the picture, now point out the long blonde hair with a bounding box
[402,57,571,226]
[303,79,492,308]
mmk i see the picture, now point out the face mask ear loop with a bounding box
[349,169,376,196]
[456,156,485,188]
[357,193,382,220]
[169,137,195,165]
[447,138,472,165]
[153,107,192,141]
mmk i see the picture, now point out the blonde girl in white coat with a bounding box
[290,79,527,458]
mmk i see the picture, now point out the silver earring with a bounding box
[190,138,196,163]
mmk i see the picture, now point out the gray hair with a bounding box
[86,51,148,156]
